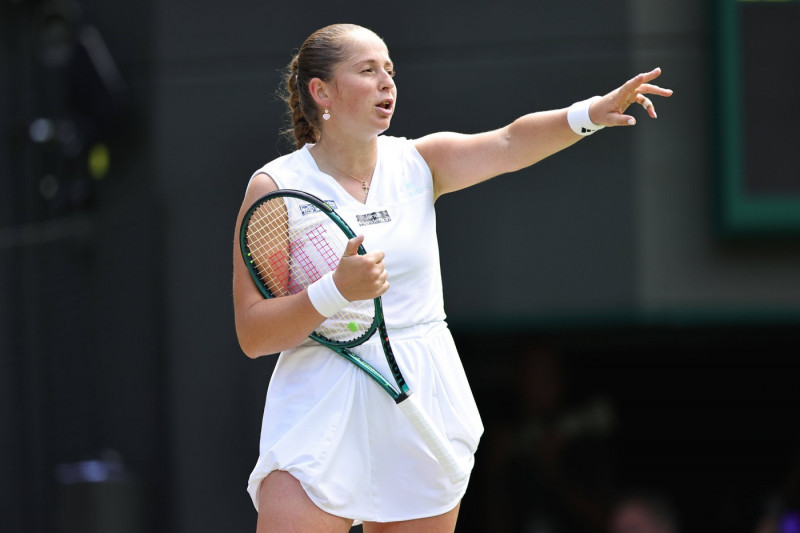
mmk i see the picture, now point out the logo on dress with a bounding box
[356,210,392,226]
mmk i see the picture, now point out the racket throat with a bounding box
[393,390,412,404]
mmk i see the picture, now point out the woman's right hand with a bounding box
[332,235,390,301]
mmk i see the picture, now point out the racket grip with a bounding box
[397,395,469,484]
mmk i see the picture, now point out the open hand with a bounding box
[589,67,673,127]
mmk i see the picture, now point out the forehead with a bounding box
[342,28,391,63]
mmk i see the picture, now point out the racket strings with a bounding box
[244,196,375,343]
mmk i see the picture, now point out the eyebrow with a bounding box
[352,58,394,69]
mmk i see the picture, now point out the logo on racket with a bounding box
[300,201,337,215]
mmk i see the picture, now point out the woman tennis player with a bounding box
[232,23,672,533]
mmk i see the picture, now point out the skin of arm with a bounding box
[416,68,672,199]
[418,109,579,199]
[232,173,326,357]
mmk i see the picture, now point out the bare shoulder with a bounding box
[413,132,466,162]
[412,132,471,184]
[246,172,279,200]
[235,172,279,227]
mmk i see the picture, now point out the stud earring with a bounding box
[322,108,331,121]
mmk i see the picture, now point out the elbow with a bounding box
[500,127,526,174]
[235,320,272,359]
[239,336,281,359]
[237,334,263,359]
[234,304,272,358]
[240,343,262,359]
[236,320,287,359]
[233,300,308,358]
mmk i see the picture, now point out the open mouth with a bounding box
[377,100,393,111]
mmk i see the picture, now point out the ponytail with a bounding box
[282,55,317,149]
[279,24,378,150]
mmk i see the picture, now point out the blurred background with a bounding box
[2,0,799,532]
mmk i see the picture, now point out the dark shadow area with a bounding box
[456,323,800,533]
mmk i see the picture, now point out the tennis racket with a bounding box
[239,189,467,484]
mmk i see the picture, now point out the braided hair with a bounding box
[281,24,373,149]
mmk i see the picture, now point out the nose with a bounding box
[380,70,395,90]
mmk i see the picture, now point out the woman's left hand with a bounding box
[589,67,673,127]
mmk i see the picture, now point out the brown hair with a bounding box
[281,24,373,149]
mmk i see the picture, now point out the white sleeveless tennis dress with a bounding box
[245,136,484,524]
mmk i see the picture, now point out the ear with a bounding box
[308,78,330,108]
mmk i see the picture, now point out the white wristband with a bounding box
[307,271,350,318]
[567,96,605,136]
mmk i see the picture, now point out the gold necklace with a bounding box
[331,164,374,195]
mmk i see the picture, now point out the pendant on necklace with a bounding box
[362,181,369,194]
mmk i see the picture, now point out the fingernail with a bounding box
[628,118,636,126]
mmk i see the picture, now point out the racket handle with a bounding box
[397,394,469,484]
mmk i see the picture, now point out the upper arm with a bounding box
[232,173,279,349]
[414,128,513,199]
[414,108,580,199]
[232,172,335,357]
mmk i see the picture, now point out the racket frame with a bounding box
[239,189,410,403]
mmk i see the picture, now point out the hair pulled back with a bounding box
[282,24,368,149]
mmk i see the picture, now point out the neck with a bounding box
[312,136,378,179]
[309,137,377,199]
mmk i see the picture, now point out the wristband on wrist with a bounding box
[307,271,350,318]
[567,96,605,136]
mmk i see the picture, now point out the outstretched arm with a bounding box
[415,67,673,199]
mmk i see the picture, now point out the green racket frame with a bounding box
[239,189,411,403]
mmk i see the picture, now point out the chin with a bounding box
[378,117,393,130]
